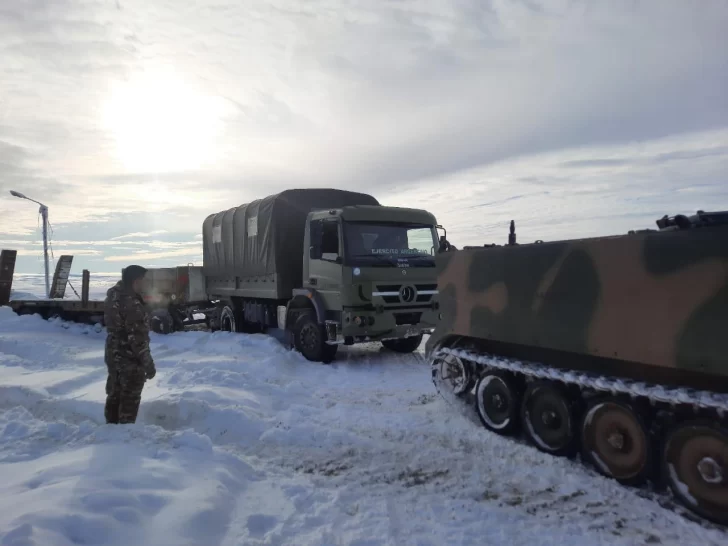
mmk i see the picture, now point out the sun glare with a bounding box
[102,71,228,173]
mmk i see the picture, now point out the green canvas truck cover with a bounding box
[202,188,380,297]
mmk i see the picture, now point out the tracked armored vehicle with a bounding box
[426,210,728,525]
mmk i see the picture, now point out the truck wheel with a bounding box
[293,313,337,363]
[381,334,423,353]
[219,304,238,333]
[151,311,174,334]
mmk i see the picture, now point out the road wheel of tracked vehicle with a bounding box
[381,334,423,353]
[521,381,579,457]
[475,370,522,435]
[431,352,473,397]
[293,313,338,364]
[581,397,652,486]
[662,421,728,526]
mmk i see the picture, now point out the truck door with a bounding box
[307,218,343,309]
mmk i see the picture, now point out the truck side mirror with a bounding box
[438,235,456,252]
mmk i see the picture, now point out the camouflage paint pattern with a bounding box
[426,224,728,391]
[103,280,156,424]
[104,368,146,424]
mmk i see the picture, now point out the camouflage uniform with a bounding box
[103,280,156,424]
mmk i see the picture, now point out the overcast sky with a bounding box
[1,0,727,275]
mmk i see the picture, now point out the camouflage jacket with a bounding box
[104,280,155,374]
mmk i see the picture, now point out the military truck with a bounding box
[144,189,444,363]
[426,210,728,525]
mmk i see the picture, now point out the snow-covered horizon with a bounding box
[1,281,727,544]
[9,274,117,303]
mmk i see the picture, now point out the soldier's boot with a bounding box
[104,372,121,424]
[118,368,146,424]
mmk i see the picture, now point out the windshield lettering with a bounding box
[371,248,428,255]
[344,221,438,267]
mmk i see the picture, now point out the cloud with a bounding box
[103,247,202,262]
[111,230,169,240]
[1,0,727,274]
[383,128,728,246]
[1,238,200,250]
[15,247,102,258]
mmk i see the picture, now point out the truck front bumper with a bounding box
[324,308,438,345]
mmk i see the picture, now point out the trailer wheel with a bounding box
[381,334,423,353]
[293,313,337,363]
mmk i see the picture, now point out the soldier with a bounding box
[103,264,156,424]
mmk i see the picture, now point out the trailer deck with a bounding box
[1,249,105,325]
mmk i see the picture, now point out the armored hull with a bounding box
[426,211,728,526]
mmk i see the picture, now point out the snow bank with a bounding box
[0,308,726,545]
[0,408,254,546]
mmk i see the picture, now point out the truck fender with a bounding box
[287,289,326,326]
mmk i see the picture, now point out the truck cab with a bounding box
[283,205,441,361]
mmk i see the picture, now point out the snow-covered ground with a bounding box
[1,276,727,545]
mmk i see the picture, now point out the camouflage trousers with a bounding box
[104,365,146,424]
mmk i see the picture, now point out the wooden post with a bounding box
[82,269,90,306]
[0,249,17,307]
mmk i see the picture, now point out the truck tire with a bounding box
[219,304,239,333]
[293,313,337,363]
[381,334,423,353]
[151,311,174,334]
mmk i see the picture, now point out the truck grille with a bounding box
[373,283,438,304]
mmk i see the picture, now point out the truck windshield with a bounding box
[343,221,438,267]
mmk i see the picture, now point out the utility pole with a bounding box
[9,190,51,298]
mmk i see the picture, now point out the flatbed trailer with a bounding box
[1,249,105,325]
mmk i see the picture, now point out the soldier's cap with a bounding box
[122,265,147,286]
